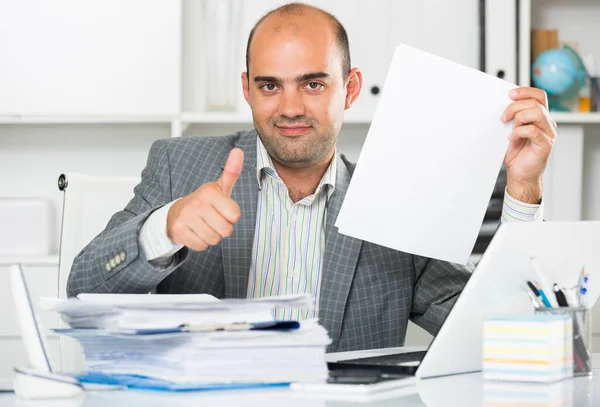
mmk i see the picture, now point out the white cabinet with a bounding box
[0,0,181,117]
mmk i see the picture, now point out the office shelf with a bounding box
[181,112,253,124]
[551,112,600,125]
[0,116,175,124]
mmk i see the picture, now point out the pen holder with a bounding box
[535,307,592,377]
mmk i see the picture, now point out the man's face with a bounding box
[242,19,348,169]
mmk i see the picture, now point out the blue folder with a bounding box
[74,371,290,392]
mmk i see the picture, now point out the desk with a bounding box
[0,348,598,406]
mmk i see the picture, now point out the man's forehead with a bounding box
[249,39,341,78]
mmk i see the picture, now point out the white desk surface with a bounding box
[0,347,598,407]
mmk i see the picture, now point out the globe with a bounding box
[532,48,582,96]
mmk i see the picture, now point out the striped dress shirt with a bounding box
[246,137,336,320]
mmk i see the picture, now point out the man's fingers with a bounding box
[513,107,545,127]
[216,148,244,197]
[508,87,549,108]
[188,216,222,246]
[515,107,556,140]
[212,195,242,224]
[193,205,235,238]
[501,99,540,123]
[509,125,554,149]
[175,225,209,252]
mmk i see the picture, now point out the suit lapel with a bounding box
[319,156,363,351]
[221,131,258,298]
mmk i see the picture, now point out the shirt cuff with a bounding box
[139,200,183,261]
[501,187,543,222]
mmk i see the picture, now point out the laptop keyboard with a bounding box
[339,350,427,366]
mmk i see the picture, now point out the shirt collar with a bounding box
[256,136,337,199]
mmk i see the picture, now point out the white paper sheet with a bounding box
[39,294,314,330]
[336,43,516,265]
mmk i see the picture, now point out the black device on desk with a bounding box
[327,369,414,384]
[327,350,426,375]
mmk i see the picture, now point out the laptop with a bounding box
[328,221,600,379]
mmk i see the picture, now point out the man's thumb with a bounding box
[217,148,244,197]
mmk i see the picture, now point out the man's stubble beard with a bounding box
[253,117,342,169]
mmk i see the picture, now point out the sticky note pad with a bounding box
[482,315,573,382]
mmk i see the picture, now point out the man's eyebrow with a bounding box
[253,75,280,83]
[296,72,329,82]
[252,72,330,84]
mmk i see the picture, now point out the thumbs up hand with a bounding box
[167,149,244,251]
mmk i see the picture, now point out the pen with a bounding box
[580,287,588,308]
[535,282,552,308]
[530,257,557,307]
[576,266,586,306]
[527,281,539,296]
[553,284,569,307]
[526,281,546,308]
[580,272,590,308]
[526,289,542,309]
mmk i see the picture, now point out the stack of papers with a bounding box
[41,293,311,330]
[482,315,573,382]
[42,294,331,389]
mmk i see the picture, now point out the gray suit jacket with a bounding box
[68,130,473,352]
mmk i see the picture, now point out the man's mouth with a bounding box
[276,125,311,136]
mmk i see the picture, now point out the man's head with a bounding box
[242,3,362,170]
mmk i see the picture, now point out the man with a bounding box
[68,4,556,352]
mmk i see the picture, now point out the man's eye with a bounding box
[307,82,322,90]
[262,84,277,91]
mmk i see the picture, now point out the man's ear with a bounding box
[344,68,363,110]
[241,72,251,107]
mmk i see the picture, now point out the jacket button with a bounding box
[105,263,112,272]
[109,258,117,268]
[120,251,126,262]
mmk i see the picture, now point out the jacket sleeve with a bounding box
[409,255,473,335]
[67,139,189,297]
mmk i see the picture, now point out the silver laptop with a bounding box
[329,221,600,379]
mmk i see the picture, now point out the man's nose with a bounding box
[278,88,306,118]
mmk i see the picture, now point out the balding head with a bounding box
[240,2,362,172]
[245,3,351,78]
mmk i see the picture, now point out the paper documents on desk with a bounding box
[336,43,516,264]
[43,293,330,389]
[41,293,312,330]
